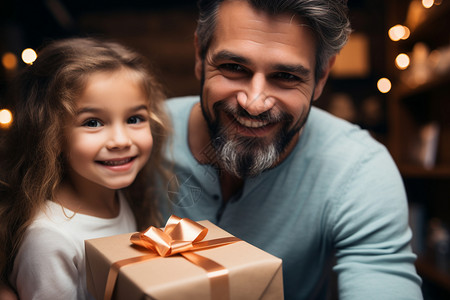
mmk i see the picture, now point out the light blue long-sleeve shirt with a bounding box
[160,96,423,299]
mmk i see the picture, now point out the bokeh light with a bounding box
[395,53,411,70]
[422,0,434,8]
[388,25,410,41]
[401,26,410,40]
[0,109,13,127]
[21,48,37,65]
[2,52,18,70]
[377,78,392,94]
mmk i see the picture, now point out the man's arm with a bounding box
[332,147,423,299]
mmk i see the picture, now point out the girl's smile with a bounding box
[96,156,136,167]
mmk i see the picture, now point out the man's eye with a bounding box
[127,116,145,124]
[273,72,301,82]
[219,63,247,73]
[82,119,102,127]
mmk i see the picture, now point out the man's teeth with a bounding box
[101,158,132,166]
[235,116,269,128]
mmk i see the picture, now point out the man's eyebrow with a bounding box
[273,64,311,78]
[211,50,250,65]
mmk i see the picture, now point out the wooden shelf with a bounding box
[399,165,450,179]
[397,71,450,100]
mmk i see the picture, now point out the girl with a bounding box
[0,37,170,299]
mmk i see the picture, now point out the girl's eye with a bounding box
[82,119,102,128]
[127,116,145,124]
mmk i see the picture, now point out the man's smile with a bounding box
[224,112,279,138]
[235,115,271,128]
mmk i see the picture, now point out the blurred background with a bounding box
[0,0,449,298]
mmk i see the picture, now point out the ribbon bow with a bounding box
[103,215,240,300]
[130,215,208,256]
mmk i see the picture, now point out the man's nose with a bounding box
[106,125,132,150]
[236,73,275,116]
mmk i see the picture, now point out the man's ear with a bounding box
[313,55,336,101]
[194,32,203,80]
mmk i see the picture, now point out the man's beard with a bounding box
[201,99,311,178]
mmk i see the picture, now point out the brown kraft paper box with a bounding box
[85,220,284,300]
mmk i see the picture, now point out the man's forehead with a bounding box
[214,1,315,45]
[216,0,310,29]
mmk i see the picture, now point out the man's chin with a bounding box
[213,137,279,178]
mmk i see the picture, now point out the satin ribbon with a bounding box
[103,215,241,300]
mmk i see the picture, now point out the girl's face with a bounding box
[64,70,153,192]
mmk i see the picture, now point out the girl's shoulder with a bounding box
[19,201,89,259]
[21,207,80,256]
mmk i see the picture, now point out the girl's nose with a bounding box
[106,125,132,150]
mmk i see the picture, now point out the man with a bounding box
[160,0,423,299]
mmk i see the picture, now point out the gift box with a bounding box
[85,216,283,300]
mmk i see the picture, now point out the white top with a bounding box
[10,192,137,300]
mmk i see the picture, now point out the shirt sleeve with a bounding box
[10,224,81,300]
[331,146,423,300]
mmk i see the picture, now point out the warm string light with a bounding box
[0,109,13,128]
[388,24,410,41]
[21,48,37,64]
[422,0,434,8]
[395,53,411,70]
[1,52,18,70]
[377,78,392,94]
[1,48,37,71]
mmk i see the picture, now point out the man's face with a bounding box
[196,0,329,178]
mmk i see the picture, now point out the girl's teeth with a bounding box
[101,158,131,166]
